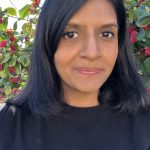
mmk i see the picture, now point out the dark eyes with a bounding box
[100,32,114,38]
[63,32,78,39]
[63,31,115,40]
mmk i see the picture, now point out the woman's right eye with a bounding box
[63,31,79,39]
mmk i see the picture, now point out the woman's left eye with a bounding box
[100,32,114,39]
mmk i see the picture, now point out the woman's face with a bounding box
[54,0,118,99]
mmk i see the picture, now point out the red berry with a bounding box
[128,27,136,36]
[143,24,150,30]
[10,76,20,84]
[10,45,16,52]
[130,31,137,44]
[8,66,15,74]
[144,47,150,56]
[128,27,138,44]
[0,64,2,71]
[10,36,16,42]
[0,40,7,48]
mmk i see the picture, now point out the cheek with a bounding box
[54,50,65,73]
[54,47,73,76]
[54,42,80,69]
[109,49,118,64]
[103,43,118,67]
[54,43,69,66]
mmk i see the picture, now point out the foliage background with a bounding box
[0,0,150,102]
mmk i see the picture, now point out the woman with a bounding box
[0,0,150,149]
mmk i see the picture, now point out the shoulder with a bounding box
[134,108,150,126]
[131,108,150,147]
[0,102,16,122]
[0,102,19,140]
[0,102,36,129]
[0,102,26,116]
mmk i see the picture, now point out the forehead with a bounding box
[67,0,117,27]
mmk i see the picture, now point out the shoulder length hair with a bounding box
[8,0,150,117]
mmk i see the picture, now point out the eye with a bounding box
[63,31,79,39]
[100,32,114,39]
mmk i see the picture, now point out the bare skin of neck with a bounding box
[63,88,100,107]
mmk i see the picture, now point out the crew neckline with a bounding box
[60,102,110,120]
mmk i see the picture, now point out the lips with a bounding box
[74,67,104,75]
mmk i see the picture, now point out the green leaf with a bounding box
[0,78,7,86]
[7,56,17,67]
[128,9,137,21]
[2,53,11,64]
[18,35,25,42]
[20,82,27,88]
[5,7,17,16]
[15,63,22,75]
[125,0,137,9]
[20,69,28,81]
[0,70,7,78]
[0,36,2,41]
[4,85,12,95]
[24,54,30,67]
[146,30,150,39]
[0,24,4,31]
[21,73,28,81]
[17,56,25,66]
[137,4,150,19]
[13,21,18,31]
[19,5,30,19]
[136,29,145,41]
[22,23,32,35]
[144,57,150,77]
[0,17,8,31]
[136,17,150,27]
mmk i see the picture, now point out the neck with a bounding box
[63,89,100,108]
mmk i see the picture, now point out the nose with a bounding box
[80,35,101,60]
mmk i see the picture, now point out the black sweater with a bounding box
[0,102,150,150]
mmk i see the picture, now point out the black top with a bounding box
[0,102,150,150]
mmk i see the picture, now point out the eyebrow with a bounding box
[65,23,119,29]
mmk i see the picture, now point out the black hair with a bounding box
[8,0,150,117]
